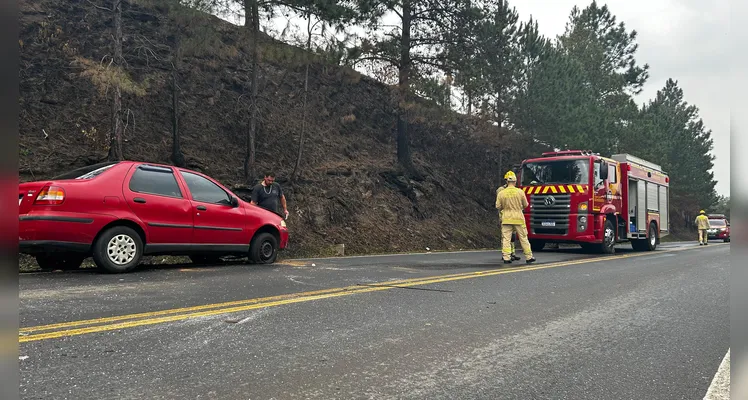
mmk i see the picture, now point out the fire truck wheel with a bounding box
[599,219,616,254]
[645,223,658,251]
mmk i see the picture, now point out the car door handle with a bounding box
[197,206,207,211]
[133,198,146,204]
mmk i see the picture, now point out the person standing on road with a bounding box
[496,171,536,264]
[251,171,289,219]
[496,181,521,261]
[695,210,710,245]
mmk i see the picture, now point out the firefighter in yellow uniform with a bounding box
[496,182,521,261]
[695,210,710,245]
[496,171,536,264]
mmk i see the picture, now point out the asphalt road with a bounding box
[19,242,729,399]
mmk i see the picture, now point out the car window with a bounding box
[181,171,231,205]
[129,165,183,198]
[52,162,119,180]
[709,219,726,228]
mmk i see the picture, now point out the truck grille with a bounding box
[529,194,571,235]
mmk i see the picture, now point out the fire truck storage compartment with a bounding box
[612,154,669,240]
[626,177,668,239]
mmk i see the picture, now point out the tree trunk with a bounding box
[108,0,124,161]
[171,49,185,167]
[495,89,503,128]
[243,0,252,28]
[244,0,259,181]
[467,91,473,116]
[292,13,312,182]
[396,0,413,171]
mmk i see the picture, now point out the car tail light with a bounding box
[34,185,65,205]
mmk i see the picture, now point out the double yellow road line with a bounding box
[19,244,724,343]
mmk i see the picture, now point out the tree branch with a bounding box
[350,54,400,68]
[86,0,112,12]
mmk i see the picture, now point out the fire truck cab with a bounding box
[518,150,670,254]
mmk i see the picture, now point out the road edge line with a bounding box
[703,349,730,400]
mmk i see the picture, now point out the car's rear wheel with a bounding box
[92,226,143,273]
[35,254,85,271]
[249,232,278,264]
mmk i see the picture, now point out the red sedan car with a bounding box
[707,215,730,243]
[19,161,289,273]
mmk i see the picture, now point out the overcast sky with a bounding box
[510,0,730,196]
[226,0,731,196]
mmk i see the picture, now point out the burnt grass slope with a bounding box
[19,0,548,268]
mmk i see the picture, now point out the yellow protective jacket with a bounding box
[496,186,528,225]
[695,215,710,230]
[495,185,506,216]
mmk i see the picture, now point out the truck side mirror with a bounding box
[600,161,609,180]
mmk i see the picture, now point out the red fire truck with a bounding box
[518,150,670,254]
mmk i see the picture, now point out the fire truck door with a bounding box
[593,160,609,211]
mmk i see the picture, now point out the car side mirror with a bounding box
[230,196,239,208]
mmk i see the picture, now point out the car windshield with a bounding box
[521,159,589,186]
[51,162,118,180]
[709,219,726,228]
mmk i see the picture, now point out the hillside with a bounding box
[19,0,550,262]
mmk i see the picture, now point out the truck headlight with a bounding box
[577,215,587,232]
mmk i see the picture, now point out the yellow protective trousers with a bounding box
[698,229,708,244]
[501,224,533,261]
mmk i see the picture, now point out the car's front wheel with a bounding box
[249,232,279,264]
[92,226,143,273]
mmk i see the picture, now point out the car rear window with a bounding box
[52,162,119,180]
[129,165,183,198]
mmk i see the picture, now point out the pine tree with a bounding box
[630,79,717,216]
[349,0,470,176]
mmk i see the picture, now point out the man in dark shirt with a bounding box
[251,171,288,219]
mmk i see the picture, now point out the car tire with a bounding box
[249,232,278,264]
[725,238,730,243]
[599,219,616,254]
[35,254,85,271]
[92,226,143,273]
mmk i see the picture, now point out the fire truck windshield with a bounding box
[521,159,589,186]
